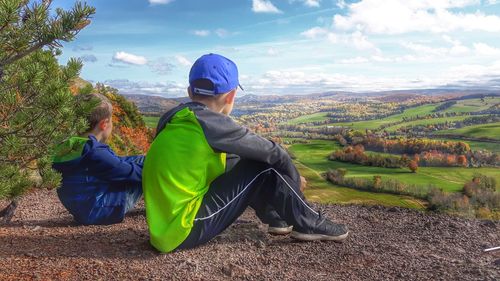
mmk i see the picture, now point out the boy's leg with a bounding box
[177,159,323,250]
[226,154,289,230]
[122,155,144,213]
[124,183,143,213]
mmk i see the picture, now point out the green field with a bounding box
[288,140,500,197]
[281,98,499,210]
[286,112,329,125]
[383,115,488,132]
[432,137,500,153]
[442,97,500,113]
[287,98,498,132]
[303,104,440,130]
[143,116,160,128]
[435,122,500,141]
[288,140,426,209]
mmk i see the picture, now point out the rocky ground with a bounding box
[0,190,499,281]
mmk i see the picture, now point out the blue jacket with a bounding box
[52,135,143,225]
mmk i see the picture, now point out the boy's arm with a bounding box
[195,109,299,181]
[86,147,143,184]
[121,155,145,165]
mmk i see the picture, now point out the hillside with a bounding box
[124,94,182,116]
[0,190,498,280]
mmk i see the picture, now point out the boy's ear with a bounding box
[225,89,236,104]
[187,86,193,98]
[98,118,109,131]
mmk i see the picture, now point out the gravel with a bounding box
[0,190,499,280]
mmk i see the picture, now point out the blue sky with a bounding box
[55,0,500,97]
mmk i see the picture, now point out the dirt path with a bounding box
[1,190,499,280]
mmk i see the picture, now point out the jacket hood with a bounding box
[52,135,101,173]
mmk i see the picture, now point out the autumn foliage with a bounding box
[94,83,152,155]
[408,160,418,173]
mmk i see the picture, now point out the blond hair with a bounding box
[78,93,113,132]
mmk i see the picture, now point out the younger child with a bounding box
[52,93,143,225]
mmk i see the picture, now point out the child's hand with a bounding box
[300,176,307,192]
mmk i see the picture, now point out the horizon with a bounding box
[55,0,500,97]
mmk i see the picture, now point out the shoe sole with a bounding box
[290,231,349,242]
[268,225,293,235]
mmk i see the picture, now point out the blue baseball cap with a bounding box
[189,53,243,96]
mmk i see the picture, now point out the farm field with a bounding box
[286,112,330,125]
[289,104,438,130]
[431,137,500,153]
[289,98,497,133]
[442,97,500,113]
[383,115,488,132]
[143,116,160,128]
[288,139,500,193]
[297,161,426,210]
[435,122,500,140]
[335,103,439,130]
[306,103,440,130]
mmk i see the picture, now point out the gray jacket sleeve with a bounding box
[194,108,299,180]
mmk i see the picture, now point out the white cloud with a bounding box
[348,31,379,51]
[333,0,500,34]
[148,58,175,75]
[148,0,174,5]
[339,56,369,64]
[192,29,235,38]
[175,55,192,67]
[192,30,210,37]
[302,29,379,52]
[290,0,321,7]
[80,54,98,63]
[473,42,500,56]
[442,35,470,55]
[327,33,338,43]
[103,79,186,97]
[215,28,229,38]
[401,39,472,57]
[300,27,328,39]
[267,47,278,56]
[402,42,449,56]
[112,51,148,65]
[304,0,320,7]
[242,59,500,94]
[252,0,283,14]
[337,0,347,9]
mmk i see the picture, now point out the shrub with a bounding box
[0,1,95,222]
[408,160,418,173]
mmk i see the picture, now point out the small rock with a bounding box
[481,220,496,228]
[254,239,266,249]
[388,207,399,213]
[222,263,249,278]
[361,250,371,256]
[32,225,41,231]
[455,247,466,254]
[25,252,37,258]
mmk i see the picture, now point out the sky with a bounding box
[54,0,500,97]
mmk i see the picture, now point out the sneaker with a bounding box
[267,220,293,235]
[291,219,348,242]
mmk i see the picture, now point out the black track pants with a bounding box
[177,158,320,250]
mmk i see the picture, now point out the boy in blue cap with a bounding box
[52,93,143,225]
[143,54,348,253]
